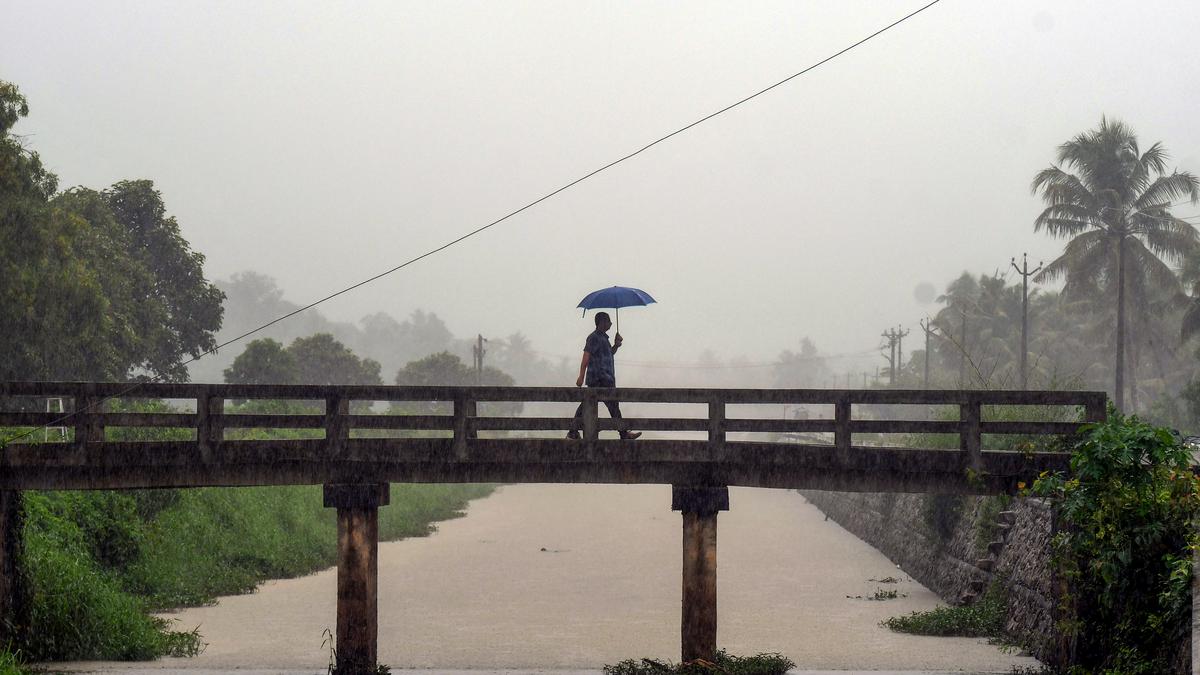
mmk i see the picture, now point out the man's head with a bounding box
[594,312,612,331]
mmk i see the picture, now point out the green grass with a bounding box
[16,482,494,661]
[20,492,202,660]
[883,581,1006,638]
[0,645,29,675]
[604,649,794,675]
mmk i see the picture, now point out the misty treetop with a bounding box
[0,80,223,382]
[224,334,381,386]
[1032,117,1200,411]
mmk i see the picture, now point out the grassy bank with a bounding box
[13,483,494,662]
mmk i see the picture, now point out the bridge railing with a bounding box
[0,382,1108,453]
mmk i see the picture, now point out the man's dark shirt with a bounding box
[584,328,615,387]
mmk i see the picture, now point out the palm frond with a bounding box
[1134,172,1200,211]
[1031,166,1097,206]
[1125,241,1183,295]
[1182,301,1200,341]
[1034,213,1095,238]
[1141,219,1200,261]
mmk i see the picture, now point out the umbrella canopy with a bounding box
[577,286,656,332]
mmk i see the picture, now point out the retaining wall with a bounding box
[799,490,1057,659]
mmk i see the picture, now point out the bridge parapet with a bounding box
[0,382,1107,494]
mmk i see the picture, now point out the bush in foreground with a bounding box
[604,649,794,675]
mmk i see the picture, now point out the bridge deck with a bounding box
[0,382,1106,494]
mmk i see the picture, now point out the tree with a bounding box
[222,339,297,385]
[394,351,512,387]
[1032,118,1199,410]
[289,333,382,386]
[773,337,832,388]
[394,351,517,416]
[102,180,225,381]
[0,80,224,382]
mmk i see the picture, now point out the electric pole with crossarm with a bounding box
[1010,253,1043,390]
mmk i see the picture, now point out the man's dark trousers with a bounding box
[569,381,628,438]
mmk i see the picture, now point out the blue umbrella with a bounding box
[578,286,657,332]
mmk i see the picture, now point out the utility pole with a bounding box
[1010,253,1043,390]
[881,330,897,386]
[958,309,968,389]
[473,334,487,385]
[880,327,909,386]
[919,318,937,390]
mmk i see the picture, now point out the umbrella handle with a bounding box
[616,307,619,334]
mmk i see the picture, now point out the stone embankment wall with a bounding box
[800,490,1057,659]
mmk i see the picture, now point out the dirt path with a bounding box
[60,485,1039,671]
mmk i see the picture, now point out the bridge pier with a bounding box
[672,485,729,663]
[324,483,389,675]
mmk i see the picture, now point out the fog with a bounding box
[5,0,1200,385]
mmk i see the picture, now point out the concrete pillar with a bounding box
[324,483,389,675]
[0,490,23,645]
[672,485,729,663]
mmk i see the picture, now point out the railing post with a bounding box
[452,392,475,460]
[582,389,599,442]
[672,485,729,663]
[707,395,725,453]
[1084,393,1107,423]
[961,394,982,471]
[326,394,349,458]
[74,386,104,460]
[196,389,223,463]
[324,483,388,675]
[834,395,851,459]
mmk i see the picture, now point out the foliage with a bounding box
[122,483,492,609]
[13,468,492,660]
[0,645,28,675]
[290,333,382,386]
[1032,117,1199,410]
[884,580,1007,638]
[603,649,794,675]
[922,493,966,542]
[975,494,1013,556]
[393,351,520,417]
[0,79,223,383]
[222,338,297,385]
[1030,409,1198,674]
[394,351,512,387]
[18,491,202,660]
[773,337,832,388]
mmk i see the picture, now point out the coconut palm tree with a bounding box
[1032,118,1199,411]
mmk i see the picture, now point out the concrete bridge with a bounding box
[0,382,1106,674]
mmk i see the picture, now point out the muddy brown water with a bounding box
[55,484,1039,672]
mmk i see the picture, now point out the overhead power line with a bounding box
[2,0,943,445]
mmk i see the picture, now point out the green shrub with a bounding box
[604,649,794,675]
[16,482,492,660]
[922,493,965,542]
[0,645,29,675]
[884,580,1006,638]
[19,492,200,660]
[1031,409,1197,674]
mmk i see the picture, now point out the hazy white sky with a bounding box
[4,1,1200,381]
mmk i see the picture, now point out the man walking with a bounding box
[567,311,640,440]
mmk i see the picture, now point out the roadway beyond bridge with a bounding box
[0,383,1106,674]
